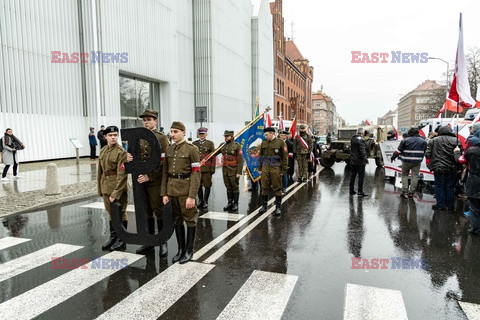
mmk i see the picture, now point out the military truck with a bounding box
[320,125,395,168]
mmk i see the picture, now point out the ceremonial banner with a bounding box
[235,115,265,182]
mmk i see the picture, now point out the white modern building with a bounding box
[0,0,273,162]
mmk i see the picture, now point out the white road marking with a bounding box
[0,237,31,251]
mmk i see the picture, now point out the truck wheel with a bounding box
[375,157,384,167]
[320,157,335,168]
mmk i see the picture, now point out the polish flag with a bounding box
[393,127,399,140]
[278,115,285,130]
[419,124,430,138]
[436,98,458,117]
[458,109,480,147]
[289,117,297,137]
[365,119,371,125]
[266,113,272,127]
[448,13,476,110]
[476,83,480,108]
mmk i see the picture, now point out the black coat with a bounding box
[350,134,367,165]
[455,146,480,199]
[426,126,461,172]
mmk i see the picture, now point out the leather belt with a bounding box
[168,173,191,179]
[103,170,117,176]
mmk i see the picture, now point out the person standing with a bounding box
[287,131,295,180]
[161,121,201,264]
[293,124,313,182]
[97,125,107,149]
[258,127,288,216]
[220,130,243,212]
[1,128,25,181]
[279,130,292,193]
[387,130,397,141]
[349,128,368,197]
[326,132,332,145]
[425,126,461,211]
[126,109,170,256]
[97,126,129,251]
[390,127,427,198]
[193,127,216,209]
[454,135,480,236]
[89,127,97,160]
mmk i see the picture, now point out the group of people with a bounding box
[97,109,319,264]
[1,128,25,181]
[390,123,480,237]
[89,126,108,160]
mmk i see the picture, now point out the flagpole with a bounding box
[200,111,266,165]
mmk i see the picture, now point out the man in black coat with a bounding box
[349,128,368,197]
[97,125,107,149]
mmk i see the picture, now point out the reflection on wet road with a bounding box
[0,163,479,319]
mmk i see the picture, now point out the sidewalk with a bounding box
[0,158,99,217]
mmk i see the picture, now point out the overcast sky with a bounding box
[280,0,480,125]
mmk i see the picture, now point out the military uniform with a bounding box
[220,131,243,211]
[135,109,170,256]
[193,127,215,209]
[97,126,128,251]
[161,121,201,264]
[293,127,313,182]
[259,128,288,215]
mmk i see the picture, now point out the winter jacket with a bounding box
[1,134,23,166]
[350,134,368,165]
[455,145,480,199]
[89,133,97,146]
[392,135,426,163]
[425,126,461,172]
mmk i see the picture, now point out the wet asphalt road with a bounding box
[0,162,479,319]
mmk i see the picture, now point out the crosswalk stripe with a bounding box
[0,251,143,320]
[193,182,299,261]
[216,270,298,320]
[343,283,408,320]
[203,182,305,264]
[0,237,31,251]
[459,301,480,320]
[96,261,214,320]
[80,202,135,212]
[200,212,246,221]
[0,243,83,283]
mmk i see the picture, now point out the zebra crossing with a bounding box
[0,236,478,319]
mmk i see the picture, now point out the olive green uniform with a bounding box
[192,139,216,187]
[259,138,288,196]
[139,129,170,219]
[161,140,201,227]
[293,132,313,181]
[221,140,243,192]
[97,144,128,221]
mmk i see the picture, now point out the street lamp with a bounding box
[429,57,450,117]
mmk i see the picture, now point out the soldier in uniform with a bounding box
[293,124,313,182]
[126,109,170,256]
[220,130,243,212]
[192,127,216,209]
[279,130,292,193]
[161,121,201,264]
[258,127,288,216]
[97,125,129,251]
[287,131,295,180]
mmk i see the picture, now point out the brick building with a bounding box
[312,91,334,135]
[270,0,313,125]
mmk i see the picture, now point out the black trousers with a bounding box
[2,152,18,178]
[350,164,366,193]
[90,145,97,159]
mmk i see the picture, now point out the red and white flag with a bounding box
[365,119,371,125]
[278,114,285,130]
[448,13,476,111]
[476,82,480,108]
[436,98,458,117]
[289,117,297,137]
[458,109,480,147]
[393,127,399,140]
[264,112,273,127]
[419,125,430,138]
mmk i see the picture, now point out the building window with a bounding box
[314,110,320,117]
[120,74,160,129]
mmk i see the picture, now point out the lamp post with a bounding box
[428,57,450,118]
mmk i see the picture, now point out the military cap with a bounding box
[139,109,159,119]
[224,130,234,136]
[299,124,307,129]
[100,125,105,128]
[279,130,288,135]
[198,127,208,134]
[103,125,119,135]
[263,127,275,133]
[170,121,186,131]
